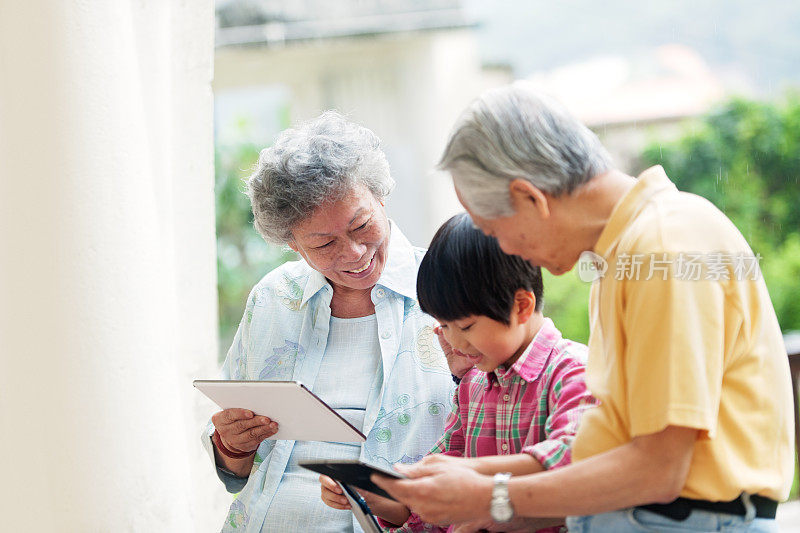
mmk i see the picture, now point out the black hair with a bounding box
[417,213,544,325]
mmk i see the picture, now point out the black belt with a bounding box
[638,494,777,521]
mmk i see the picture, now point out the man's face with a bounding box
[454,179,579,275]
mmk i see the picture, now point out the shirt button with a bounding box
[503,394,510,402]
[501,443,509,452]
[381,331,391,339]
[376,288,386,298]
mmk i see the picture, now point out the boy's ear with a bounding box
[513,289,537,324]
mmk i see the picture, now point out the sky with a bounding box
[463,0,800,95]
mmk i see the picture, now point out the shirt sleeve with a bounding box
[213,443,251,493]
[522,351,596,470]
[622,253,727,439]
[428,384,466,457]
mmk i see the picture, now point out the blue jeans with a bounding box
[566,507,778,532]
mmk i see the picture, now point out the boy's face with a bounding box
[439,315,529,373]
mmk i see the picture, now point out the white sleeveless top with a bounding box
[262,314,381,532]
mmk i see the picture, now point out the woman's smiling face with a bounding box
[288,184,390,292]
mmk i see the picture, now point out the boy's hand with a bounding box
[359,488,412,526]
[435,325,473,379]
[319,475,411,526]
[320,475,350,510]
[412,453,481,473]
[319,475,412,526]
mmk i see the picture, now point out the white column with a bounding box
[0,2,226,531]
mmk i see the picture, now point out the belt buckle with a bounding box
[740,493,756,521]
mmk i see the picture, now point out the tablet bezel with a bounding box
[194,380,366,442]
[298,459,406,501]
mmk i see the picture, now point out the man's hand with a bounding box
[372,460,493,526]
[450,519,495,533]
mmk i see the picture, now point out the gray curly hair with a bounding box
[438,83,612,219]
[247,111,395,244]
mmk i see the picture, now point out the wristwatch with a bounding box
[490,472,514,523]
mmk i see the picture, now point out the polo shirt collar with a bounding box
[485,318,562,390]
[594,165,676,258]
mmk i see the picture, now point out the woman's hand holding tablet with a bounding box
[194,380,366,443]
[211,408,279,455]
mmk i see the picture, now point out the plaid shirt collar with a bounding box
[485,317,562,390]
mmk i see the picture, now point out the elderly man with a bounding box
[374,84,794,532]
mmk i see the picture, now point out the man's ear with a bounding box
[512,289,537,324]
[509,179,550,219]
[287,240,299,253]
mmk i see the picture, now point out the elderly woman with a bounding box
[202,112,457,532]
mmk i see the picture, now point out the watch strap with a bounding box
[490,472,514,523]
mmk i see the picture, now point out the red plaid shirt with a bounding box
[381,318,596,532]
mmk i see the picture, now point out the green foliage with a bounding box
[542,270,591,345]
[641,93,800,333]
[216,142,297,360]
[213,93,800,358]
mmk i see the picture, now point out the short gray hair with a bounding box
[247,111,394,243]
[438,83,612,218]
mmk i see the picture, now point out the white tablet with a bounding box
[194,380,366,443]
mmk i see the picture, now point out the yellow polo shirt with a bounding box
[571,166,794,501]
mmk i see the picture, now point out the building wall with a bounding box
[214,29,482,246]
[0,2,228,530]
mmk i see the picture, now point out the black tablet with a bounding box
[338,482,382,533]
[299,459,406,501]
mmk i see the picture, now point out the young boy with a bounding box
[321,213,595,532]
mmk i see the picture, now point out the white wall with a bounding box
[0,2,227,530]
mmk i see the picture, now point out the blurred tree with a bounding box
[216,142,297,360]
[541,270,591,344]
[213,94,800,357]
[641,92,800,333]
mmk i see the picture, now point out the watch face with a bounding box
[491,499,514,523]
